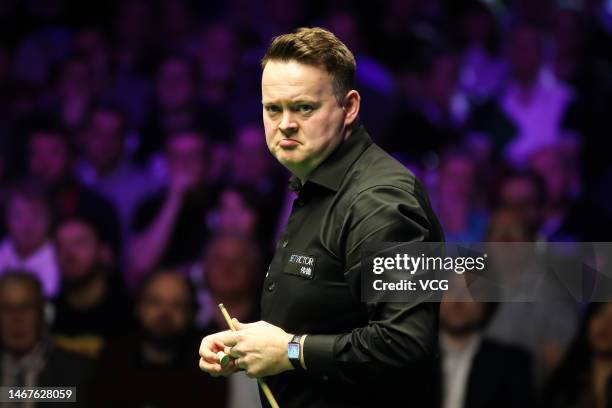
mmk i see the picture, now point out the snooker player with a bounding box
[199,27,444,407]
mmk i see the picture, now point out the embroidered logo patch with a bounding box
[285,253,317,279]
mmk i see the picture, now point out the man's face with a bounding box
[55,221,100,281]
[0,280,42,356]
[440,301,486,336]
[262,60,348,179]
[137,274,192,342]
[205,236,256,298]
[166,134,206,188]
[82,110,124,172]
[28,133,70,185]
[5,196,49,254]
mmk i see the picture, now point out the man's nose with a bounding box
[279,111,298,134]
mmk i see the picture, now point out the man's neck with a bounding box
[441,331,480,352]
[65,273,107,311]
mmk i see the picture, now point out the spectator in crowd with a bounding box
[438,299,534,408]
[38,54,98,132]
[543,301,612,408]
[197,21,259,128]
[499,23,575,165]
[528,144,600,241]
[94,270,227,407]
[198,233,262,408]
[0,271,94,404]
[383,45,468,160]
[198,232,262,330]
[136,53,232,165]
[484,209,579,388]
[76,103,159,243]
[432,148,488,242]
[0,182,59,298]
[494,170,547,241]
[27,127,122,257]
[457,1,507,102]
[52,217,133,358]
[129,131,215,287]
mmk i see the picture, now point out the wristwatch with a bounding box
[287,334,303,370]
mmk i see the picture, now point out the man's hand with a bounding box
[199,330,240,377]
[198,320,294,379]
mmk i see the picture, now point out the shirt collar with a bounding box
[288,125,373,193]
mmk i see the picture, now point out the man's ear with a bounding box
[343,90,361,128]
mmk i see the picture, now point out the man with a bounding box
[199,27,443,407]
[27,128,122,257]
[437,299,533,408]
[128,131,214,288]
[52,217,133,358]
[94,271,227,407]
[76,103,159,242]
[0,271,94,407]
[0,182,59,298]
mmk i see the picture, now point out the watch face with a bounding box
[288,343,300,359]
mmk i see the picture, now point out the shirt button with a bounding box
[267,281,276,292]
[282,240,288,248]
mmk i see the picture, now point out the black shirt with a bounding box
[260,126,444,407]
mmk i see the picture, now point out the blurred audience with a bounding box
[0,0,610,405]
[94,270,227,407]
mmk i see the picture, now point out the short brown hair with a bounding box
[261,27,356,103]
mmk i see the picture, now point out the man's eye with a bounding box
[298,105,313,114]
[265,105,281,114]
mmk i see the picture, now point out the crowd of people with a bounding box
[0,0,611,407]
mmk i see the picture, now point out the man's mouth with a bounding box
[279,139,300,148]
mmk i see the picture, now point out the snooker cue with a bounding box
[218,303,280,408]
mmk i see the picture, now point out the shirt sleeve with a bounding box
[302,183,441,384]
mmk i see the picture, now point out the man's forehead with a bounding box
[261,60,333,101]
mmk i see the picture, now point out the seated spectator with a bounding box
[382,44,467,161]
[0,181,59,297]
[471,23,575,166]
[76,103,160,244]
[494,170,547,241]
[197,232,262,330]
[484,209,579,388]
[52,217,133,358]
[135,53,232,165]
[27,127,122,257]
[543,302,612,408]
[128,131,215,288]
[432,148,488,242]
[528,144,601,241]
[198,233,263,408]
[94,270,227,407]
[0,271,94,405]
[438,299,534,408]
